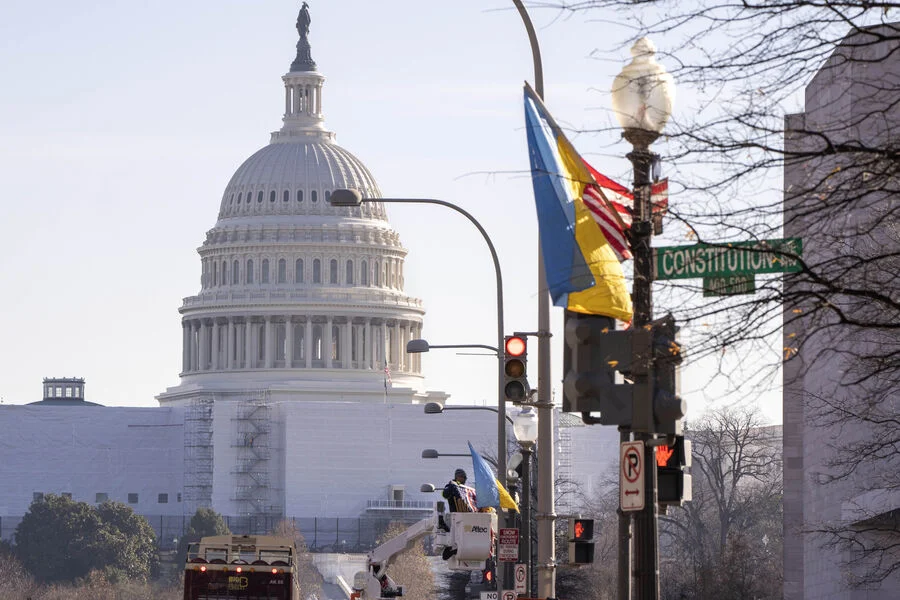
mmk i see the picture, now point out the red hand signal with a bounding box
[656,445,674,467]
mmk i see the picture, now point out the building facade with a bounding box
[782,22,900,600]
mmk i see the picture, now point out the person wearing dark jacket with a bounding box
[443,468,477,512]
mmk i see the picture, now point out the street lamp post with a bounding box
[512,406,538,598]
[331,189,512,591]
[611,38,675,600]
[511,4,556,597]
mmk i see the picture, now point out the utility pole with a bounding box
[512,3,556,598]
[625,129,661,600]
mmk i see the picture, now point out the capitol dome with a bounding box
[158,8,429,406]
[216,141,384,222]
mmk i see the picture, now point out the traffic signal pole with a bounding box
[512,3,556,598]
[618,427,632,600]
[625,128,661,600]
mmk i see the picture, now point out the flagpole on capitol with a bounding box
[513,3,557,598]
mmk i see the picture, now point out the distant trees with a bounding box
[374,522,435,600]
[14,494,158,584]
[175,507,231,567]
[271,518,324,600]
[555,488,619,600]
[0,546,39,598]
[659,406,782,599]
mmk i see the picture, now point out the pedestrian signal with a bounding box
[657,435,692,506]
[567,517,595,565]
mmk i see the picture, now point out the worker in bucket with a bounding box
[443,468,477,513]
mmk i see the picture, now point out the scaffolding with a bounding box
[556,410,583,489]
[231,390,280,518]
[184,397,214,514]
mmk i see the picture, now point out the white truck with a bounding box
[350,504,498,600]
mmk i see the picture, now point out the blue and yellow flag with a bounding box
[523,83,633,322]
[468,441,519,513]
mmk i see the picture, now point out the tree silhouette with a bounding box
[14,494,157,583]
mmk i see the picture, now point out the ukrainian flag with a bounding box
[524,83,633,322]
[468,442,519,513]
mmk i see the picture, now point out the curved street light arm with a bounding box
[427,343,499,354]
[513,0,544,97]
[441,405,514,426]
[357,196,508,498]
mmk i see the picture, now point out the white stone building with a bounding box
[782,22,900,600]
[154,2,449,522]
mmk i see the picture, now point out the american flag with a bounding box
[581,159,669,262]
[383,361,392,391]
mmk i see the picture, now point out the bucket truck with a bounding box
[350,502,497,600]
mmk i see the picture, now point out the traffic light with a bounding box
[650,314,686,435]
[481,558,497,590]
[567,517,595,565]
[656,435,692,505]
[503,335,529,402]
[562,311,633,426]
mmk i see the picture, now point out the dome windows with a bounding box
[325,190,331,203]
[329,259,338,284]
[247,259,254,284]
[270,190,276,202]
[283,190,290,202]
[311,190,318,203]
[361,260,368,286]
[297,190,303,202]
[313,259,321,284]
[261,259,270,284]
[346,260,353,284]
[238,192,243,203]
[257,191,264,203]
[278,259,286,283]
[233,260,239,283]
[295,259,304,283]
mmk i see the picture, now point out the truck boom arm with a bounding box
[368,512,438,579]
[352,509,497,600]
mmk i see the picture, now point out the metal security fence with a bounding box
[1,513,428,552]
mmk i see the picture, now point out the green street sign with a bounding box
[654,238,802,281]
[703,275,756,297]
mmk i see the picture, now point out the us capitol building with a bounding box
[0,5,617,546]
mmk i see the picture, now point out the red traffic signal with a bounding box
[505,336,526,357]
[504,336,529,402]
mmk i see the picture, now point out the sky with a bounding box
[0,0,782,423]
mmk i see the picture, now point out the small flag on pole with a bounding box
[384,361,392,391]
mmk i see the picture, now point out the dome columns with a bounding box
[279,72,327,138]
[180,314,423,377]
